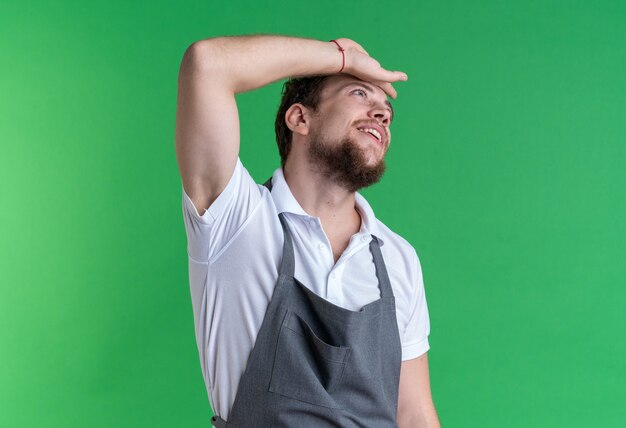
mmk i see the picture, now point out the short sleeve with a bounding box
[400,249,431,360]
[181,158,262,263]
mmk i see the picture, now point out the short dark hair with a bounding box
[274,75,332,166]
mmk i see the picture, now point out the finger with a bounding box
[379,69,408,83]
[364,62,407,83]
[364,57,407,82]
[376,81,397,99]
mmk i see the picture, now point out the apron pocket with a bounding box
[268,311,351,409]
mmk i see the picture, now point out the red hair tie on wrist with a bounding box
[329,39,345,73]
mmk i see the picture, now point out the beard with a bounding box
[307,133,387,193]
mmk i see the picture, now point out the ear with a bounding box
[285,103,312,136]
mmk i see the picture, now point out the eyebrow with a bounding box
[342,81,395,122]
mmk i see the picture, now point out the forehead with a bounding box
[322,75,387,98]
[321,75,394,112]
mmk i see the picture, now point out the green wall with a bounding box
[1,1,624,426]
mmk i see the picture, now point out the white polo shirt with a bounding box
[181,158,431,419]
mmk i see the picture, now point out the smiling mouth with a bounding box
[357,127,384,144]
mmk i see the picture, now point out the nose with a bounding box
[368,103,391,126]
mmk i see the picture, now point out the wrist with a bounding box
[329,39,346,73]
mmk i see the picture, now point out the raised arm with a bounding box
[174,35,407,214]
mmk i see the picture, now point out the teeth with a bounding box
[358,127,382,142]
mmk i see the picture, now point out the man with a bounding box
[175,35,440,427]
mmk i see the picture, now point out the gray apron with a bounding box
[211,179,402,427]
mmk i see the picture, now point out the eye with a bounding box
[352,88,367,97]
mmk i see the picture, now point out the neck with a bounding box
[283,160,361,233]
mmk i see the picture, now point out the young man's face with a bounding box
[305,75,394,192]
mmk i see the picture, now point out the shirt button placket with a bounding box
[327,271,336,301]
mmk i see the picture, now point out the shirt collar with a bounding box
[269,168,385,246]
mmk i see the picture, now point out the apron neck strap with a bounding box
[263,178,297,277]
[369,236,393,299]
